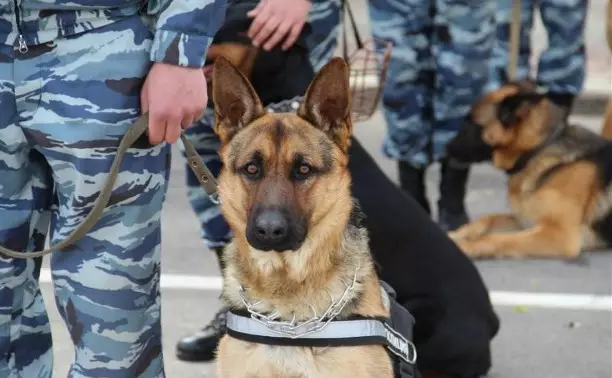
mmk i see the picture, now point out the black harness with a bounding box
[226,281,420,378]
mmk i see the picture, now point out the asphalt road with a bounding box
[39,0,612,376]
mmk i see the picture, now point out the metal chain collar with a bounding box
[265,96,304,114]
[237,263,361,339]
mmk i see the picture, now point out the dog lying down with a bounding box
[206,56,498,378]
[446,81,612,259]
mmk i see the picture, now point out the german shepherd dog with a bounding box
[211,56,395,377]
[446,81,612,259]
[192,3,499,377]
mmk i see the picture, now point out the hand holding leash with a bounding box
[141,63,208,144]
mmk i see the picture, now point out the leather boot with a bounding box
[176,247,229,362]
[398,161,430,214]
[437,159,469,231]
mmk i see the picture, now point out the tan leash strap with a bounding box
[0,114,218,259]
[508,0,521,81]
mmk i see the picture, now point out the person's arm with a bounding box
[149,0,228,68]
[141,0,228,145]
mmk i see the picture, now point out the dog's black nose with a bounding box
[247,209,293,251]
[255,210,288,240]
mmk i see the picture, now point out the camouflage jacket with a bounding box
[0,0,227,67]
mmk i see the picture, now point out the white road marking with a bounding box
[38,269,611,312]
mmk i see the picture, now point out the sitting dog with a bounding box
[446,81,612,259]
[180,2,500,376]
[212,56,411,378]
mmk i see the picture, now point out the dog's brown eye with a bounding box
[298,164,310,175]
[246,163,259,175]
[292,163,314,181]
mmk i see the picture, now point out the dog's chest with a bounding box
[221,336,393,378]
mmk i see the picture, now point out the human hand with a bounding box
[141,63,208,144]
[247,0,312,51]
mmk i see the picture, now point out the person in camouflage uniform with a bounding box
[368,0,495,231]
[0,0,225,376]
[487,0,587,114]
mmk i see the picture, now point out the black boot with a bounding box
[176,247,229,362]
[398,161,430,214]
[437,159,469,231]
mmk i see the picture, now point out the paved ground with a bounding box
[39,0,612,377]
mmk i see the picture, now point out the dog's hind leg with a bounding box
[453,221,582,259]
[448,213,524,242]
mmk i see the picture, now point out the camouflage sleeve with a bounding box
[148,0,228,68]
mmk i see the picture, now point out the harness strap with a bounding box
[226,310,417,366]
[0,114,218,259]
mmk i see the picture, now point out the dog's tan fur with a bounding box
[211,56,393,378]
[448,84,612,259]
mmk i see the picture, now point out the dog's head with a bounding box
[211,57,353,253]
[446,81,564,168]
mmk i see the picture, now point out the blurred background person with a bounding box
[487,0,588,118]
[368,0,495,232]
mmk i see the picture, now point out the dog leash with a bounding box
[508,0,521,81]
[0,114,219,259]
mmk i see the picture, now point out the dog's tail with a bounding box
[602,98,612,141]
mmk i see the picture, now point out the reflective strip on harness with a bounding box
[226,310,417,365]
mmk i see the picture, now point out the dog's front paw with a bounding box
[448,221,490,242]
[448,229,465,242]
[452,239,497,260]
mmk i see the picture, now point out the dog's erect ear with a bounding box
[298,57,352,152]
[497,92,545,127]
[212,56,265,144]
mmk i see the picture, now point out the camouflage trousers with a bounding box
[368,0,494,168]
[179,0,342,248]
[0,16,169,377]
[487,0,587,94]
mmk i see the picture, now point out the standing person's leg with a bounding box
[368,0,435,213]
[17,16,169,377]
[432,0,495,231]
[487,0,535,91]
[0,43,55,378]
[537,0,587,117]
[306,0,342,71]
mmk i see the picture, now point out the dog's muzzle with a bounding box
[246,206,306,252]
[446,119,493,164]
